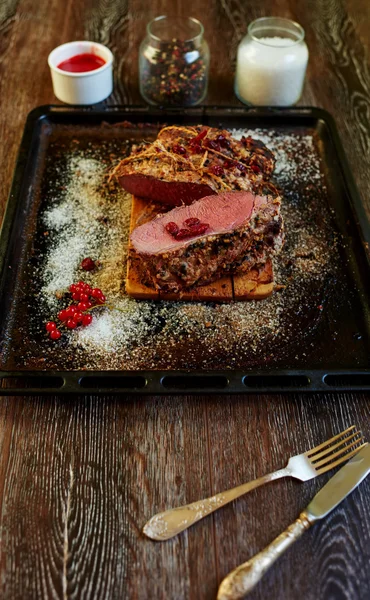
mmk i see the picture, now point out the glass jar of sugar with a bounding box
[235,17,309,106]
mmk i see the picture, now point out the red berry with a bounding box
[175,228,191,240]
[250,164,260,173]
[80,293,89,303]
[84,284,92,294]
[65,305,77,318]
[50,329,61,340]
[66,318,77,329]
[82,314,93,327]
[72,292,81,301]
[216,134,231,148]
[96,293,106,304]
[174,222,210,240]
[69,284,78,293]
[81,257,96,271]
[91,288,103,299]
[77,302,88,311]
[192,223,209,235]
[210,165,224,177]
[184,217,200,227]
[165,222,179,236]
[58,309,68,321]
[46,321,57,332]
[184,218,200,227]
[173,144,187,156]
[73,311,83,324]
[205,139,221,152]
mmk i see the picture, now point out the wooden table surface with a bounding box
[1,1,370,599]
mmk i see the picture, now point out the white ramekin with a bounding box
[48,41,114,105]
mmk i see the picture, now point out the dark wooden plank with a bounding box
[1,393,369,599]
[0,396,216,599]
[207,393,370,600]
[293,0,370,220]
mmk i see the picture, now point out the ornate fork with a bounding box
[143,426,365,541]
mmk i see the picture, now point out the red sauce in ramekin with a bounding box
[57,53,106,73]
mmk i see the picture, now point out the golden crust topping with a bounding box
[113,125,276,194]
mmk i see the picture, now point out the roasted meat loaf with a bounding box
[115,125,276,206]
[129,190,284,293]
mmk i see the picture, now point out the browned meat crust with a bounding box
[114,125,276,206]
[130,193,283,293]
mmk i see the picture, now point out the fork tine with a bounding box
[309,431,362,462]
[315,442,368,474]
[313,437,365,468]
[305,425,356,456]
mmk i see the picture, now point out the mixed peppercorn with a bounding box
[140,39,208,106]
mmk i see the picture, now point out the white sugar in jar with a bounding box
[235,17,309,106]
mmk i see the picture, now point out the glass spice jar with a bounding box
[139,16,209,107]
[235,17,309,106]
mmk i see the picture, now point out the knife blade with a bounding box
[307,442,370,520]
[218,442,370,600]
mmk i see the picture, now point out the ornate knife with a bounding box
[218,442,370,600]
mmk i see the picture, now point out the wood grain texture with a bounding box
[0,1,370,599]
[208,394,370,599]
[0,396,216,600]
[0,394,369,600]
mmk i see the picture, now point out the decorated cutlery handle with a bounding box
[143,468,287,541]
[217,511,314,600]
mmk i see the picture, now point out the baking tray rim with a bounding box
[0,104,369,394]
[1,369,370,395]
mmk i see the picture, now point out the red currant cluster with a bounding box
[165,217,209,241]
[45,281,106,341]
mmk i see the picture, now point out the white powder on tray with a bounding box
[40,156,131,311]
[33,129,339,371]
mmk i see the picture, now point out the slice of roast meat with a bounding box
[129,190,284,293]
[115,125,276,206]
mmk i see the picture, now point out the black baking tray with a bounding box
[0,105,369,395]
